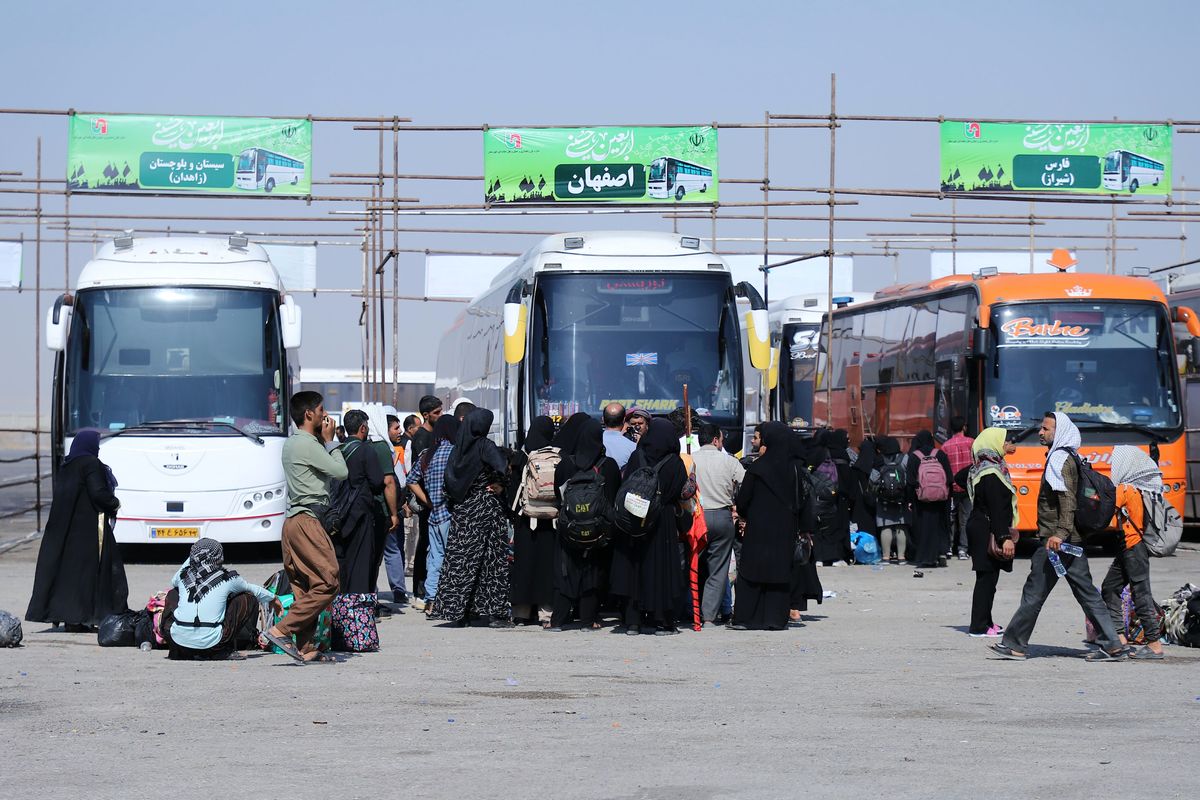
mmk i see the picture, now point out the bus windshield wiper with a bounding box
[1075,420,1171,443]
[103,418,265,445]
[1008,423,1041,444]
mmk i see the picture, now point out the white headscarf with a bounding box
[362,403,391,445]
[1109,445,1162,492]
[1045,411,1081,492]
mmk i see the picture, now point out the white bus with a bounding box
[647,157,714,201]
[1102,149,1165,193]
[435,231,770,449]
[766,292,872,429]
[46,234,303,544]
[235,147,305,192]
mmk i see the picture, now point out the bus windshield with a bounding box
[987,301,1181,432]
[648,159,667,182]
[65,287,285,435]
[1104,152,1122,173]
[529,272,742,424]
[781,322,822,426]
[237,150,256,172]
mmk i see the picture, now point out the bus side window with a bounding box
[907,302,937,381]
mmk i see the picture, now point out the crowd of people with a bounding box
[21,392,1176,662]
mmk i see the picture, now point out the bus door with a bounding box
[256,153,266,185]
[873,386,891,439]
[845,363,865,441]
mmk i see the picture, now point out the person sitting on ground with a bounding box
[159,538,282,661]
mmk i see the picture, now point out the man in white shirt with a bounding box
[690,423,746,625]
[601,402,635,469]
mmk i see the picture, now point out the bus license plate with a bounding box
[150,527,199,539]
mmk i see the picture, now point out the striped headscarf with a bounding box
[180,538,235,603]
[1109,445,1162,492]
[968,427,1018,526]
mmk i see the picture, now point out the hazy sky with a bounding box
[2,0,1198,416]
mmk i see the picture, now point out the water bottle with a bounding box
[1058,542,1084,557]
[1047,550,1068,578]
[139,641,153,652]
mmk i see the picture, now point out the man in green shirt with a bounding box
[262,391,347,663]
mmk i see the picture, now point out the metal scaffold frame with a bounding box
[2,77,1198,527]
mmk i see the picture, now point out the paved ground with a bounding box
[2,539,1198,800]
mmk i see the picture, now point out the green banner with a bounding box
[68,114,312,195]
[484,126,718,203]
[940,121,1172,195]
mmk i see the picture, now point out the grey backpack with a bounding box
[0,610,23,647]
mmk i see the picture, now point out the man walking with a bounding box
[409,395,442,607]
[602,402,635,469]
[942,416,974,560]
[262,391,346,662]
[692,423,746,626]
[989,412,1127,661]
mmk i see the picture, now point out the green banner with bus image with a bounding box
[484,126,718,203]
[940,121,1172,195]
[67,114,312,195]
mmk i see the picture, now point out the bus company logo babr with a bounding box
[1000,317,1091,339]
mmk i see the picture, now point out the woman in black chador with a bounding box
[507,416,557,625]
[906,430,953,570]
[732,421,800,631]
[609,418,689,635]
[26,429,129,631]
[549,417,620,631]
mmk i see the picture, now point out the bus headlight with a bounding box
[244,500,254,510]
[1172,483,1181,493]
[263,490,273,500]
[1018,486,1029,496]
[254,492,263,502]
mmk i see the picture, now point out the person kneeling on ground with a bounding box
[160,538,282,661]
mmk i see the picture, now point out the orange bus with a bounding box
[808,268,1198,534]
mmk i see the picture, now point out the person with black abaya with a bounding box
[906,430,953,570]
[334,409,387,594]
[730,422,800,630]
[788,434,824,622]
[849,437,879,543]
[609,418,690,635]
[549,417,621,631]
[26,429,129,631]
[508,416,557,625]
[430,409,513,627]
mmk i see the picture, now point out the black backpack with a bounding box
[808,466,840,533]
[559,462,613,549]
[314,440,366,536]
[873,458,907,505]
[1065,449,1116,536]
[614,455,673,537]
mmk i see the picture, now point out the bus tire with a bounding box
[1129,179,1138,194]
[265,178,276,193]
[675,185,686,201]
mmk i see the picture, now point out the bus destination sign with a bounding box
[485,126,718,204]
[68,114,312,195]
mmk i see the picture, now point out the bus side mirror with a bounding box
[45,293,73,352]
[766,344,780,391]
[734,281,770,370]
[503,280,528,365]
[281,295,302,350]
[970,327,991,359]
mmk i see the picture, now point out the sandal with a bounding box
[988,643,1026,660]
[1085,647,1128,662]
[303,651,338,663]
[1128,646,1165,660]
[260,629,304,662]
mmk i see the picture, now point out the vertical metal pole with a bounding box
[63,181,70,289]
[824,74,837,422]
[365,186,374,401]
[1028,201,1036,272]
[392,119,400,409]
[761,109,770,305]
[361,223,370,405]
[1110,200,1117,275]
[34,138,42,531]
[710,205,717,253]
[377,130,386,403]
[950,198,957,274]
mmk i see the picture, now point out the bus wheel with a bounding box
[265,178,276,193]
[1129,179,1138,194]
[675,185,686,201]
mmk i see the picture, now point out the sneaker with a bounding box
[830,560,848,567]
[986,624,1004,637]
[410,597,427,611]
[957,550,969,561]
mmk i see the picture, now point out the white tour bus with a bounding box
[1102,149,1165,193]
[764,292,872,429]
[647,157,714,201]
[435,231,770,449]
[235,147,305,192]
[46,234,303,544]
